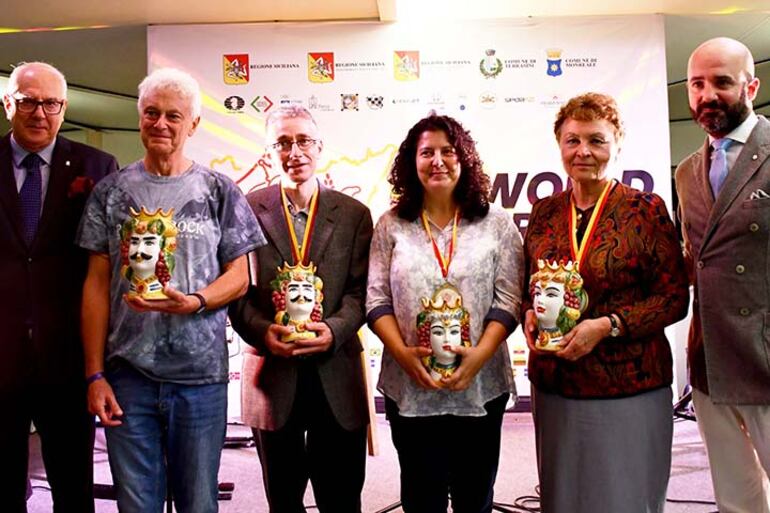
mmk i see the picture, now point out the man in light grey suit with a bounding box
[229,105,372,513]
[676,37,770,513]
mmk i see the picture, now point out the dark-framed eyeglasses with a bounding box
[13,96,65,115]
[269,138,318,153]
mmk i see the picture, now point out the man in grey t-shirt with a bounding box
[79,68,264,513]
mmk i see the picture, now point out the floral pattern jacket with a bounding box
[523,182,689,398]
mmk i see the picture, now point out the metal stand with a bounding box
[373,501,402,513]
[673,385,696,422]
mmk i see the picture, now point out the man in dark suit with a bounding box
[0,62,117,512]
[230,105,372,513]
[676,37,770,513]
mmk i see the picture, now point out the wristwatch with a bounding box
[607,315,621,337]
[190,292,207,314]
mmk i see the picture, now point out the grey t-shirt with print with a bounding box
[77,161,265,384]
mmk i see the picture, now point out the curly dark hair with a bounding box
[389,113,490,221]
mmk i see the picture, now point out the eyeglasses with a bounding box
[13,96,65,115]
[270,138,318,153]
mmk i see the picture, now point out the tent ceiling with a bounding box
[0,2,768,133]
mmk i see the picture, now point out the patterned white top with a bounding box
[367,205,524,417]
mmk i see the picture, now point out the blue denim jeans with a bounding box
[105,363,227,513]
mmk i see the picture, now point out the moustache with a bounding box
[290,295,315,304]
[696,100,727,116]
[130,252,155,262]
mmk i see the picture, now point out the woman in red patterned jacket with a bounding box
[522,92,689,513]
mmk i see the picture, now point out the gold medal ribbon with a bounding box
[569,179,614,271]
[280,184,320,266]
[421,209,459,279]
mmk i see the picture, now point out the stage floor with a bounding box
[27,412,716,513]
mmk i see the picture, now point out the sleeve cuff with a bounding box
[484,308,518,334]
[366,305,394,330]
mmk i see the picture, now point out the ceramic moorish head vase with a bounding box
[270,262,324,342]
[120,207,178,300]
[529,259,589,351]
[416,284,471,380]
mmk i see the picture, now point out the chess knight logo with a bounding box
[479,49,503,79]
[308,52,335,83]
[223,54,249,85]
[223,96,245,112]
[546,48,563,77]
[393,51,420,81]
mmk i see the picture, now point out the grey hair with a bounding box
[138,67,201,119]
[265,105,318,133]
[5,62,67,98]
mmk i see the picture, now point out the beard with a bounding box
[690,88,750,137]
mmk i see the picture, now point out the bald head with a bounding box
[6,62,67,98]
[686,37,760,137]
[688,37,755,81]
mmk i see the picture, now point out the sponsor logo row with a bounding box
[223,49,598,85]
[222,93,558,114]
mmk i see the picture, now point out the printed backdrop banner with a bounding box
[148,16,670,419]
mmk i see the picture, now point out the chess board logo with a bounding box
[366,96,384,110]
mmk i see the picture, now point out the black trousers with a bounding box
[252,364,367,513]
[385,393,509,513]
[0,381,95,513]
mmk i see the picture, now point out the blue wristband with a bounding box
[86,371,105,385]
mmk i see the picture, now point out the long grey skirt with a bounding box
[532,386,673,513]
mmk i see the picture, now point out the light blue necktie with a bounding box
[709,138,732,197]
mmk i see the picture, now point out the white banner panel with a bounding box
[148,16,670,418]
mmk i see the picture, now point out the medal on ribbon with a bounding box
[270,185,324,342]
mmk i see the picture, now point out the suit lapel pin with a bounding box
[752,154,758,160]
[65,160,71,166]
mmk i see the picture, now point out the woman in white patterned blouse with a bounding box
[366,113,524,513]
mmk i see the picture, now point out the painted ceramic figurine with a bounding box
[416,283,472,380]
[529,259,589,351]
[120,206,178,299]
[270,262,324,342]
